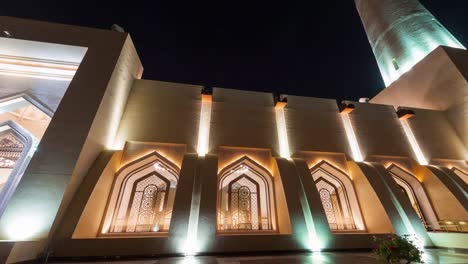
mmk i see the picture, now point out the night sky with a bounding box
[3,1,467,101]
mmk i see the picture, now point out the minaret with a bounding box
[355,0,465,87]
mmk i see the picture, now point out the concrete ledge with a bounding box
[429,232,468,250]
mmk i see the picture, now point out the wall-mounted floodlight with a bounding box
[274,93,291,159]
[338,102,355,114]
[396,108,415,120]
[196,86,213,157]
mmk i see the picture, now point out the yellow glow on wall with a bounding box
[341,114,363,162]
[116,150,179,173]
[400,119,428,165]
[218,154,273,176]
[309,159,349,178]
[274,106,291,159]
[196,95,212,157]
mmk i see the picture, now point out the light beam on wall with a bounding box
[400,119,428,165]
[184,174,202,256]
[196,93,212,157]
[341,113,363,162]
[274,98,291,159]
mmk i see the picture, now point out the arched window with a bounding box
[311,161,364,231]
[218,156,276,232]
[102,152,179,235]
[387,164,437,224]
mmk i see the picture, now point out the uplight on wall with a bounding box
[339,103,363,162]
[4,210,42,241]
[274,94,291,159]
[196,87,212,157]
[397,108,428,165]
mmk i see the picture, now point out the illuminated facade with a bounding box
[0,1,467,261]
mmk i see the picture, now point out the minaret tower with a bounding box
[355,0,465,87]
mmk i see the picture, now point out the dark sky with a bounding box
[3,0,467,101]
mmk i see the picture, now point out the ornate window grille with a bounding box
[319,188,337,229]
[218,157,276,232]
[103,152,179,235]
[0,132,24,169]
[312,161,362,231]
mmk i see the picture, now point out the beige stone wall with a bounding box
[210,88,279,154]
[407,108,468,161]
[415,166,468,221]
[50,35,143,241]
[285,96,350,156]
[113,80,202,152]
[348,102,412,159]
[72,151,122,238]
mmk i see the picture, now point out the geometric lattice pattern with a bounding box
[106,155,179,235]
[0,132,24,168]
[218,158,276,232]
[229,177,259,230]
[312,161,358,231]
[319,188,337,226]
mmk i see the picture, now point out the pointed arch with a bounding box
[217,156,277,232]
[311,160,364,231]
[387,164,438,224]
[102,151,180,235]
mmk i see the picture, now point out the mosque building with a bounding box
[0,0,466,262]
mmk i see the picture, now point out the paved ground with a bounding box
[52,249,468,264]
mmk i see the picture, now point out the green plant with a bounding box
[373,234,424,263]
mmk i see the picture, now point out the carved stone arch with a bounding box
[0,120,35,216]
[387,164,438,224]
[217,156,277,232]
[101,151,180,235]
[311,160,365,231]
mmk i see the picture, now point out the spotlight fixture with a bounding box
[396,107,415,120]
[339,102,355,114]
[273,92,287,109]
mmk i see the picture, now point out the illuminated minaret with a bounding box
[355,0,465,87]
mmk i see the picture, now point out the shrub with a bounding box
[373,234,424,263]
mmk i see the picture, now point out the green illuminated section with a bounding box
[355,0,465,87]
[378,18,464,86]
